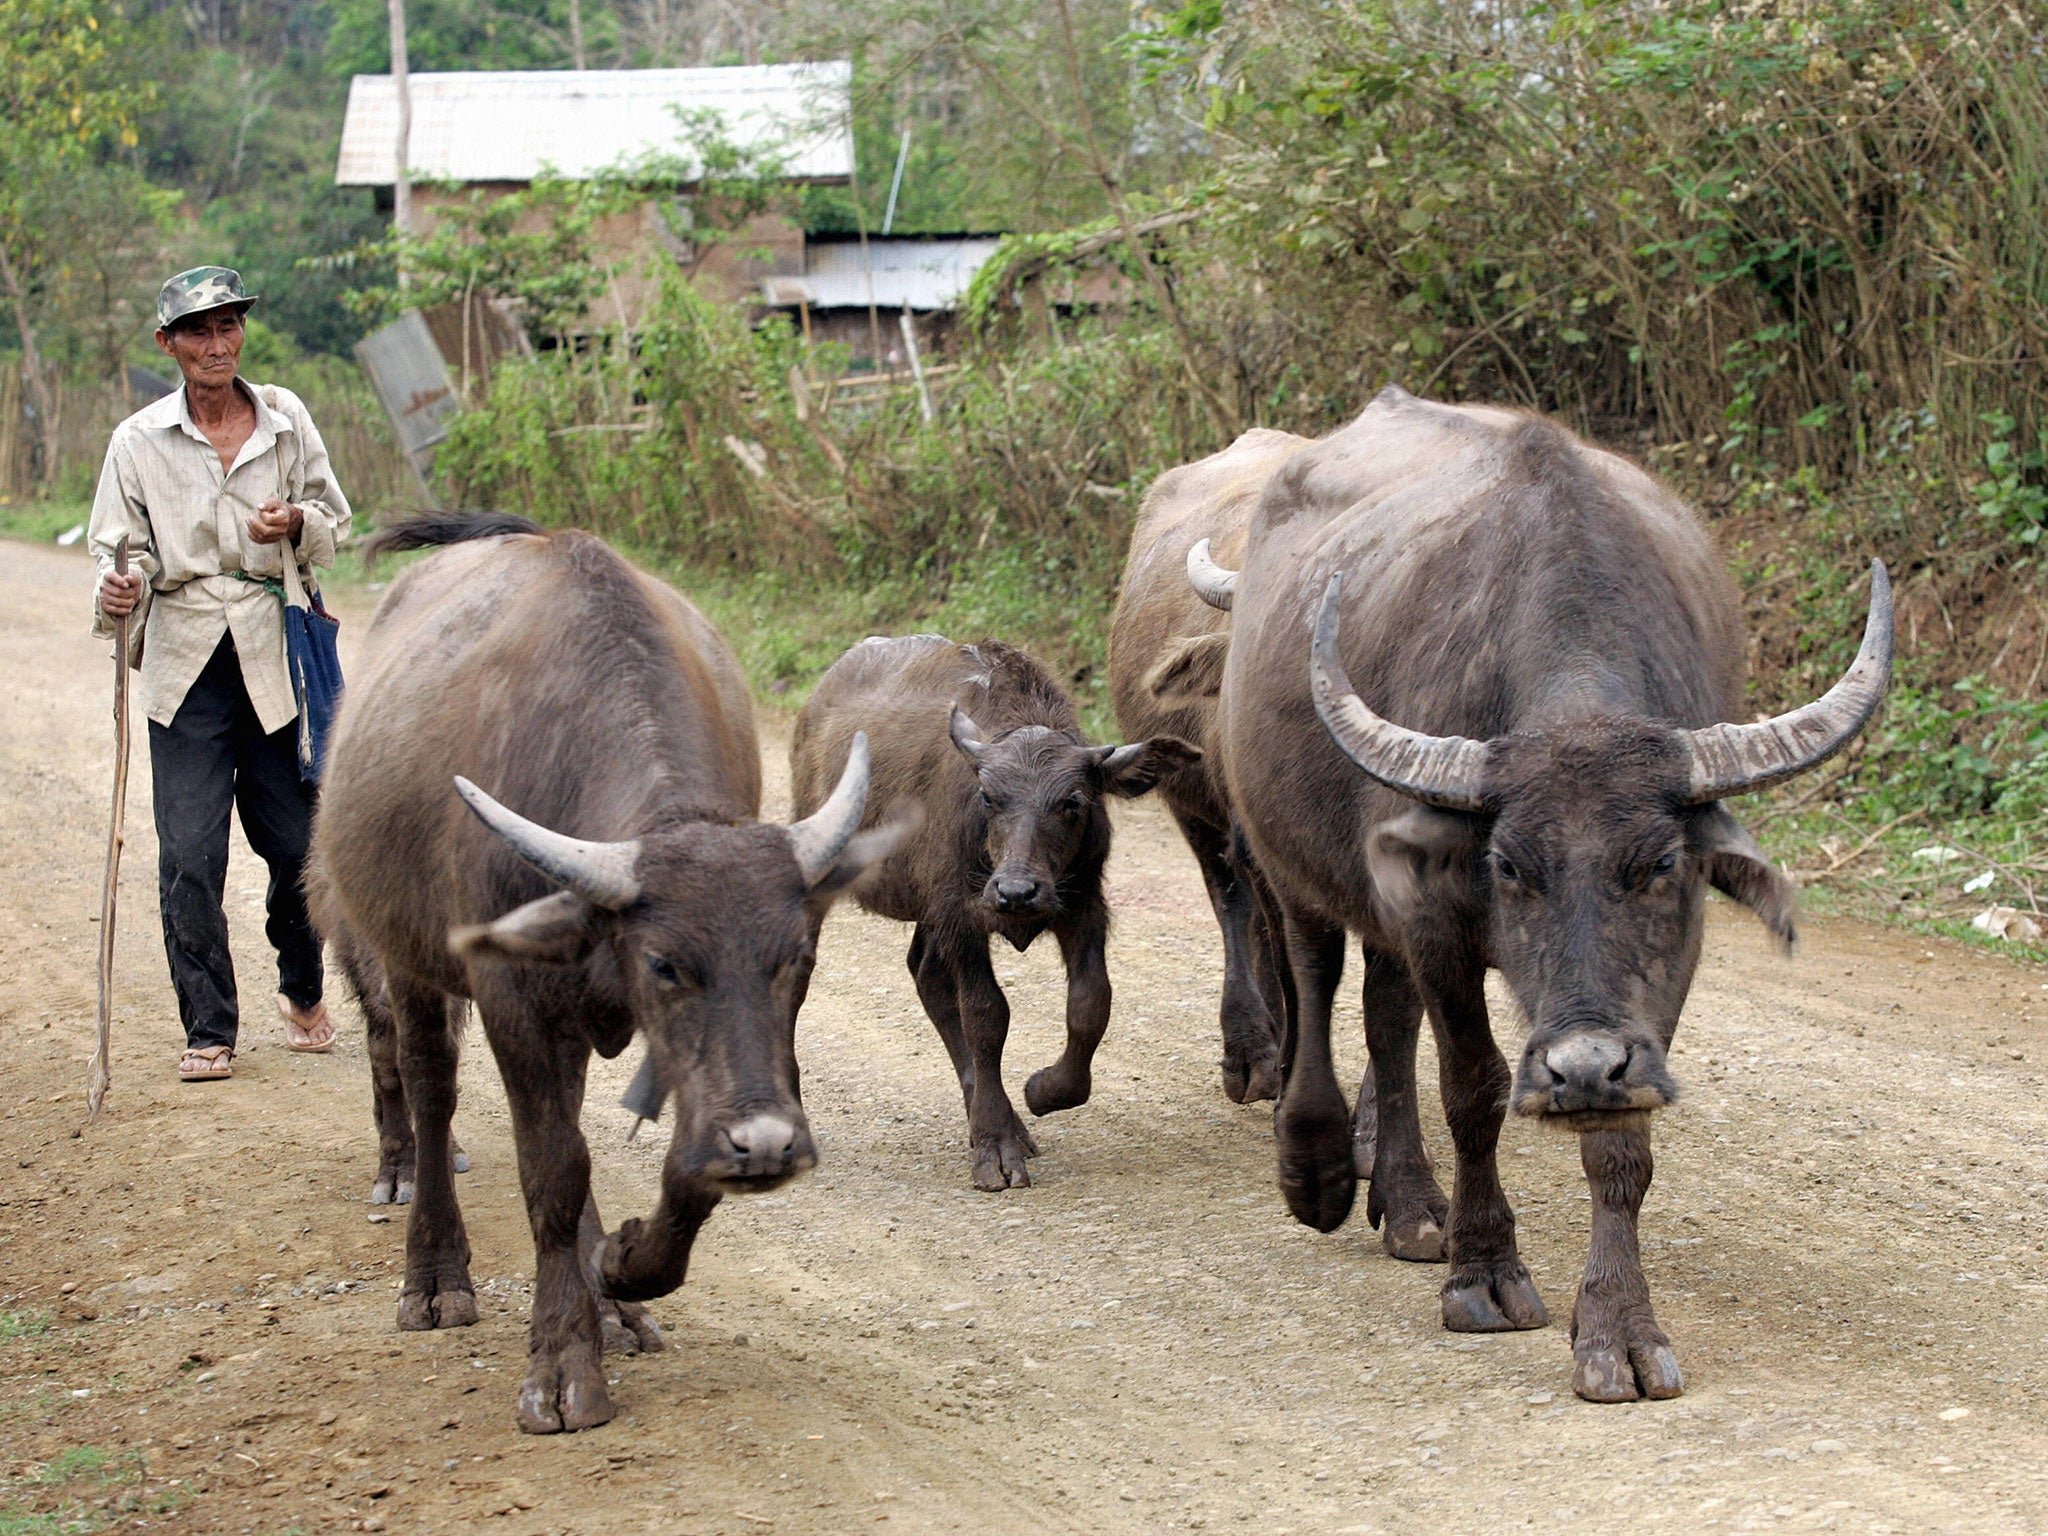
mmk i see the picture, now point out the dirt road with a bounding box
[5,536,2048,1535]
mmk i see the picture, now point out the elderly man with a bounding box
[90,266,352,1082]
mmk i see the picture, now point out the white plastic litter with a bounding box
[56,523,85,546]
[1911,845,1969,865]
[1962,869,1997,894]
[1971,906,2042,943]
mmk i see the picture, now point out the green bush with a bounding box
[436,268,1212,697]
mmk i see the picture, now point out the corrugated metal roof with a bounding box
[761,236,1003,312]
[335,63,851,186]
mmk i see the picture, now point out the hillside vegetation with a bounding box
[4,0,2044,943]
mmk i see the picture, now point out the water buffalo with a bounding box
[309,513,908,1433]
[1107,428,1306,1105]
[791,635,1198,1190]
[1197,388,1889,1401]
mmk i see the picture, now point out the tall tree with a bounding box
[388,0,414,249]
[0,0,154,481]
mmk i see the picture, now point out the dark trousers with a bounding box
[149,632,322,1051]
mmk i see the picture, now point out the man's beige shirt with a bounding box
[88,379,350,733]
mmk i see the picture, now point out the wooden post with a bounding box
[899,307,934,424]
[388,0,415,283]
[846,120,885,373]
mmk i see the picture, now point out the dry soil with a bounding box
[4,537,2048,1536]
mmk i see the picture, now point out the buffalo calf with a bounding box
[792,635,1197,1190]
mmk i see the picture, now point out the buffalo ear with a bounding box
[1692,805,1797,952]
[1366,806,1480,926]
[1097,736,1202,798]
[450,890,605,965]
[1145,632,1229,704]
[809,800,923,902]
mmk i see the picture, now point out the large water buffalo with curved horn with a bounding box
[1107,429,1307,1104]
[1193,387,1890,1402]
[309,513,909,1434]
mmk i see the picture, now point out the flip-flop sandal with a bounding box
[179,1046,234,1081]
[278,994,336,1053]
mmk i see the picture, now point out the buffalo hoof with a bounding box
[1276,1094,1355,1233]
[1382,1214,1446,1263]
[370,1171,414,1206]
[516,1346,614,1434]
[1441,1263,1549,1333]
[969,1123,1037,1191]
[1023,1062,1090,1117]
[1366,1173,1449,1262]
[1571,1314,1683,1402]
[1222,1049,1281,1106]
[599,1298,665,1355]
[396,1280,479,1331]
[1574,1339,1683,1402]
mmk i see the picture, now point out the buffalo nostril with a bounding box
[1543,1035,1629,1095]
[725,1115,798,1163]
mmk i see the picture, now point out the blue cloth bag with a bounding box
[279,559,344,784]
[269,424,343,784]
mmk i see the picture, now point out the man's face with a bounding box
[155,308,246,389]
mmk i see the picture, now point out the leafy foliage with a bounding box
[325,0,602,75]
[1130,0,2048,498]
[344,178,615,340]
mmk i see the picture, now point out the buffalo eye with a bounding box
[1650,849,1679,880]
[1491,853,1522,886]
[645,954,681,985]
[978,789,995,811]
[1062,793,1086,818]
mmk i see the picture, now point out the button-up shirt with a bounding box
[88,378,350,733]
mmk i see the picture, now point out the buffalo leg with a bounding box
[577,1191,666,1355]
[1356,950,1448,1261]
[594,1163,723,1303]
[951,939,1037,1191]
[1174,810,1282,1104]
[1246,850,1298,1082]
[1273,913,1355,1232]
[335,938,415,1206]
[1244,858,1288,1078]
[1416,967,1547,1333]
[480,1011,611,1434]
[1023,900,1112,1116]
[1572,1122,1682,1402]
[908,926,975,1112]
[391,974,477,1332]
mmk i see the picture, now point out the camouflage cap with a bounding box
[156,266,258,330]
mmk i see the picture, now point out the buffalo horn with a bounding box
[1092,742,1146,774]
[949,706,987,761]
[1186,539,1238,612]
[789,731,873,887]
[1309,572,1491,813]
[1681,559,1893,802]
[453,777,643,909]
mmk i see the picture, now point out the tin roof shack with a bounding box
[335,64,853,322]
[760,234,1002,366]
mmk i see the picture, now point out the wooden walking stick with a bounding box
[87,534,131,1120]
